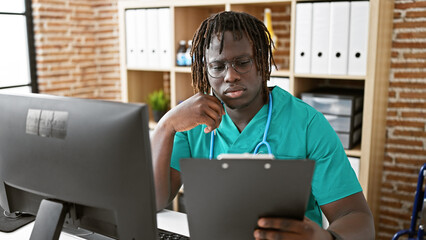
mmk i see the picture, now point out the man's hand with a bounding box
[253,192,374,240]
[162,92,225,134]
[254,217,332,240]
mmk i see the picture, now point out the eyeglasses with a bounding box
[207,57,253,78]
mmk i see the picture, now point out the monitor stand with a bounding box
[0,206,35,233]
[30,199,67,240]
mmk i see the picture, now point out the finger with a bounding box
[202,109,223,131]
[254,228,299,240]
[184,94,223,128]
[197,100,223,131]
[204,94,225,116]
[258,218,306,233]
[202,116,218,133]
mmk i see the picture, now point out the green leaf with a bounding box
[147,90,169,111]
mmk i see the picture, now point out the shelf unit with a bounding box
[118,0,394,230]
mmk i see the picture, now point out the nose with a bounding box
[223,64,240,83]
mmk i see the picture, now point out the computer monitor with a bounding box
[0,93,158,239]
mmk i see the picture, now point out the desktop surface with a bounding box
[0,210,189,240]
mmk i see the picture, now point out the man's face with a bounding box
[205,31,264,110]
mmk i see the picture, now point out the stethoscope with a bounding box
[209,92,273,159]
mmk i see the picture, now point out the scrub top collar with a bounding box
[211,89,275,157]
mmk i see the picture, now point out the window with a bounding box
[0,0,37,93]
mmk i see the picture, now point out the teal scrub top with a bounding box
[170,86,362,226]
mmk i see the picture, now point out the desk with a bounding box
[0,210,189,240]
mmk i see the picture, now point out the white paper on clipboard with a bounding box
[217,153,275,160]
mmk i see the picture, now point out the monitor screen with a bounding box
[0,93,158,239]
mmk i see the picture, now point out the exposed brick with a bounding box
[389,81,426,89]
[384,169,421,181]
[34,7,72,14]
[388,91,397,98]
[393,21,426,29]
[399,92,426,99]
[394,1,426,10]
[385,146,426,156]
[396,31,426,39]
[391,51,400,58]
[384,155,393,162]
[394,72,426,79]
[381,191,414,202]
[393,11,402,19]
[69,2,92,8]
[394,184,418,194]
[387,102,426,109]
[378,215,401,227]
[32,0,66,5]
[37,14,67,20]
[401,111,426,119]
[403,52,426,59]
[33,0,120,101]
[92,3,116,8]
[36,57,70,64]
[387,110,398,117]
[392,42,426,49]
[395,160,426,171]
[386,138,424,147]
[75,9,94,15]
[379,207,412,220]
[391,61,426,69]
[393,129,426,138]
[406,10,426,18]
[98,9,118,15]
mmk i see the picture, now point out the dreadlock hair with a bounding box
[191,11,277,101]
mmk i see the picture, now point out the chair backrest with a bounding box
[392,164,426,240]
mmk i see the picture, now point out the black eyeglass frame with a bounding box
[206,57,254,78]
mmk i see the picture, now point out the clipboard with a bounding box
[180,158,315,240]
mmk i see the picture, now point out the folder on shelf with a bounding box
[348,157,360,179]
[268,77,290,92]
[328,1,350,75]
[125,9,137,68]
[348,1,370,76]
[311,2,330,75]
[135,9,148,68]
[294,3,313,74]
[158,8,171,69]
[146,8,160,69]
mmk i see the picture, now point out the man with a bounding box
[151,11,374,240]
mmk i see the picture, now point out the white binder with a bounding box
[146,8,160,68]
[135,9,148,68]
[311,2,331,75]
[348,1,370,76]
[125,9,137,68]
[328,1,350,75]
[267,77,290,92]
[348,157,360,179]
[158,8,171,69]
[294,3,313,74]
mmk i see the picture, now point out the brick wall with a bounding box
[31,0,426,239]
[271,5,291,71]
[378,0,426,239]
[32,0,120,100]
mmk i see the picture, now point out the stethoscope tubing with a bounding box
[209,92,273,159]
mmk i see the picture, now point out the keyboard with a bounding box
[61,226,189,240]
[158,228,189,240]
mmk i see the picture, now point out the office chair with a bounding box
[392,163,426,240]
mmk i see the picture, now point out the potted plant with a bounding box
[147,89,169,122]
